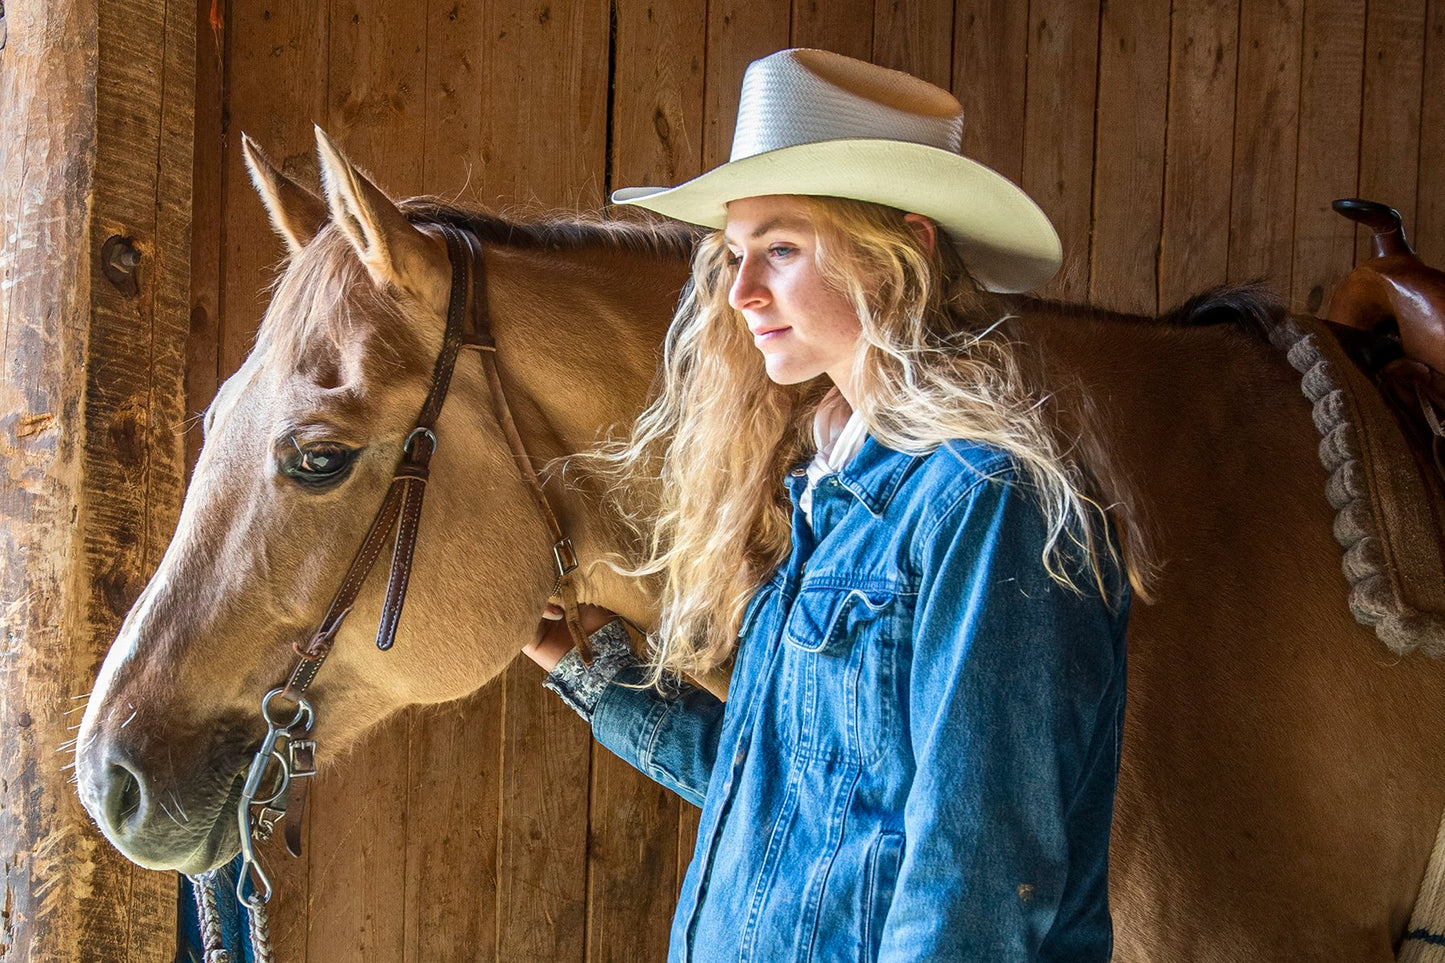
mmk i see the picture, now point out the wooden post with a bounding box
[0,0,194,958]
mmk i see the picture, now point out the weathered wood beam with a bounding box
[0,0,194,958]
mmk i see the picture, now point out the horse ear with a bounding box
[241,133,328,256]
[313,125,437,295]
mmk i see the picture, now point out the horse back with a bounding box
[1012,296,1445,960]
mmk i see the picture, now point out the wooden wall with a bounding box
[2,0,192,960]
[191,0,1445,959]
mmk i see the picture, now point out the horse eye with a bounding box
[280,443,356,487]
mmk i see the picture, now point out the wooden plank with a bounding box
[952,0,1029,185]
[189,0,225,478]
[1227,0,1304,298]
[403,688,503,963]
[219,0,329,377]
[326,0,427,190]
[677,802,701,899]
[612,0,708,195]
[221,6,332,955]
[423,0,482,198]
[1158,0,1238,308]
[1,6,108,960]
[872,0,952,89]
[1290,0,1365,315]
[497,663,594,961]
[1090,0,1169,315]
[791,0,871,60]
[1356,0,1425,264]
[1022,0,1100,301]
[300,3,430,960]
[90,0,196,957]
[475,3,610,960]
[701,0,791,170]
[473,0,611,211]
[1416,0,1445,266]
[587,5,708,960]
[586,741,681,962]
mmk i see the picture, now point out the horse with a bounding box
[75,127,1445,961]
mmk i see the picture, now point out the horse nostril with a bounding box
[106,761,145,836]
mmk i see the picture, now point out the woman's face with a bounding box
[723,195,863,397]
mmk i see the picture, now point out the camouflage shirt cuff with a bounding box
[541,619,641,722]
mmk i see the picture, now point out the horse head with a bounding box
[74,128,680,873]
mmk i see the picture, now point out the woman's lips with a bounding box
[752,326,790,343]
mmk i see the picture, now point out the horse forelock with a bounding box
[254,225,423,379]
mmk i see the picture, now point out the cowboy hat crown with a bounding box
[612,48,1062,294]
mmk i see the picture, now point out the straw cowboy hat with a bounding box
[612,48,1062,294]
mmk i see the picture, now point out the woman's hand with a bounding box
[522,602,618,672]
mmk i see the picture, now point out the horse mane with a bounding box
[253,200,700,368]
[1022,284,1287,341]
[1159,284,1285,338]
[400,197,702,261]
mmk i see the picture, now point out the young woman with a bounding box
[524,49,1142,961]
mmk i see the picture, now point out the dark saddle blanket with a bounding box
[1269,313,1445,655]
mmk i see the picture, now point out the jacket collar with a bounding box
[832,435,922,516]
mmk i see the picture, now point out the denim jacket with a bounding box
[551,436,1129,961]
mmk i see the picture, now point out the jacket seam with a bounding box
[916,463,1020,548]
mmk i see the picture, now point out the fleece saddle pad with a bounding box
[1268,313,1445,656]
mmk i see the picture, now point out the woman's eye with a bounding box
[767,244,796,258]
[281,443,356,487]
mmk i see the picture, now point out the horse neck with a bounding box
[481,241,690,630]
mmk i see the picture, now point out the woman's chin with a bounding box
[760,358,822,387]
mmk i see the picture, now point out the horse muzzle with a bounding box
[76,721,249,874]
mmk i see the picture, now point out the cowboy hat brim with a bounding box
[611,139,1062,294]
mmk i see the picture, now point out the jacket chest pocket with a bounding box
[780,584,907,768]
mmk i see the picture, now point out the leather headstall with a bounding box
[244,219,586,864]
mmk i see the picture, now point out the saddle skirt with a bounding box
[1269,313,1445,655]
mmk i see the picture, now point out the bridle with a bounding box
[228,220,588,911]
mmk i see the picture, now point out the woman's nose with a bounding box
[729,258,769,311]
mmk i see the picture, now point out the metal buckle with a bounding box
[288,739,317,779]
[403,426,437,457]
[552,537,578,578]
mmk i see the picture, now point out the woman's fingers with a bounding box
[523,603,620,671]
[523,616,572,671]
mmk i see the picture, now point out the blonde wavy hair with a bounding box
[584,196,1153,682]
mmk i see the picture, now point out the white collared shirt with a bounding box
[801,389,868,523]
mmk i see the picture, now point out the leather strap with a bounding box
[453,230,587,657]
[281,223,474,699]
[273,220,590,855]
[282,737,316,858]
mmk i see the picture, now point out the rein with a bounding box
[226,220,587,919]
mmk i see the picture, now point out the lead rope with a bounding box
[190,870,230,963]
[188,869,275,963]
[246,893,275,963]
